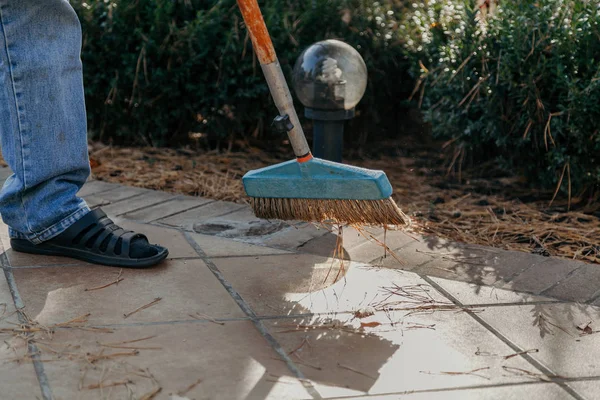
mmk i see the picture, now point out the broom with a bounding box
[237,0,410,227]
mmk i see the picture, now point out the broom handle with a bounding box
[236,0,312,161]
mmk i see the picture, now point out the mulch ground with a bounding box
[85,140,600,264]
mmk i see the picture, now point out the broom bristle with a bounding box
[251,197,411,226]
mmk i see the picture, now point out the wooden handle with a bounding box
[236,0,312,159]
[236,0,277,65]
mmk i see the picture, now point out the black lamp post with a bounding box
[292,40,367,162]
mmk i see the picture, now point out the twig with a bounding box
[123,298,162,319]
[139,368,162,400]
[101,335,157,346]
[87,350,139,363]
[537,314,573,337]
[271,356,322,371]
[501,366,555,381]
[288,338,309,356]
[531,236,550,256]
[475,347,497,357]
[293,353,322,371]
[99,344,162,350]
[421,367,490,380]
[177,378,203,396]
[53,314,91,327]
[189,312,225,326]
[503,349,539,359]
[85,380,131,390]
[85,275,124,292]
[276,323,363,335]
[337,363,377,380]
[139,386,161,400]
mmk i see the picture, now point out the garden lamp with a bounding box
[292,39,367,162]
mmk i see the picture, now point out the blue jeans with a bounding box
[0,0,90,244]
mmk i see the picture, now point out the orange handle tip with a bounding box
[296,154,314,163]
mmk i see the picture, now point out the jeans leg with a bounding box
[0,0,91,244]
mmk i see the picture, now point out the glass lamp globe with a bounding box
[292,39,367,111]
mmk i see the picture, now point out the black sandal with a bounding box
[10,209,168,268]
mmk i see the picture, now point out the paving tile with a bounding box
[101,190,175,216]
[124,196,212,222]
[12,259,244,326]
[214,253,451,316]
[500,258,584,295]
[429,277,560,305]
[343,383,568,399]
[543,264,600,303]
[159,201,246,229]
[265,306,543,398]
[77,180,120,197]
[260,223,331,251]
[474,303,600,379]
[35,321,311,400]
[189,232,292,258]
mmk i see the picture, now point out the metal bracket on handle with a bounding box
[271,115,294,134]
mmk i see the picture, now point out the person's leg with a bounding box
[0,0,168,267]
[0,0,90,243]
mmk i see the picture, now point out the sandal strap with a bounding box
[106,228,128,255]
[120,232,142,258]
[52,209,148,259]
[79,218,114,247]
[56,209,109,244]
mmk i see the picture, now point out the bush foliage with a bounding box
[73,0,411,147]
[401,0,600,196]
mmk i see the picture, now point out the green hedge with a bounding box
[73,0,411,147]
[400,0,600,196]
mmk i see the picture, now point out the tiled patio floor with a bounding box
[1,176,600,399]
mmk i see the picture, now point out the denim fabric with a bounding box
[0,0,90,244]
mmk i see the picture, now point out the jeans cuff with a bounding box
[9,202,91,244]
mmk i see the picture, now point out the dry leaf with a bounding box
[354,307,376,319]
[577,321,593,335]
[360,321,381,328]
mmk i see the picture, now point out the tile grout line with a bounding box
[77,183,123,198]
[0,250,54,400]
[420,274,586,400]
[321,379,594,399]
[113,194,180,217]
[182,231,323,400]
[539,264,587,299]
[147,199,217,223]
[85,192,149,211]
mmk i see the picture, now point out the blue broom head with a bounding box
[242,158,393,200]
